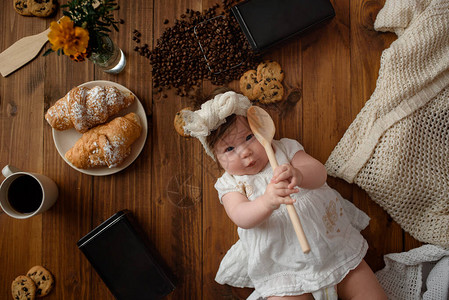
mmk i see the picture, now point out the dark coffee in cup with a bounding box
[7,175,43,213]
[1,165,58,219]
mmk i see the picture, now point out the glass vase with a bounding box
[89,36,126,74]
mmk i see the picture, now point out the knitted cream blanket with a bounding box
[376,245,449,299]
[325,0,449,247]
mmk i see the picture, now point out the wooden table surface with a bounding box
[1,0,422,299]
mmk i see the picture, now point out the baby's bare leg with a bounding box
[268,294,314,300]
[337,259,387,300]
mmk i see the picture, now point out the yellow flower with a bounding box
[69,51,90,62]
[48,16,89,57]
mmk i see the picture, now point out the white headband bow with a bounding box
[183,91,251,160]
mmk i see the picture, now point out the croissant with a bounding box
[65,113,142,169]
[45,86,135,133]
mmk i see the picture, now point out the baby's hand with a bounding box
[271,163,303,189]
[262,181,299,210]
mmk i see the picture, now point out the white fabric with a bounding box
[182,91,251,160]
[214,138,370,298]
[423,256,449,300]
[247,286,338,300]
[325,0,449,247]
[375,244,449,300]
[311,286,338,300]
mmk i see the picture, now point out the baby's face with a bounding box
[215,116,268,176]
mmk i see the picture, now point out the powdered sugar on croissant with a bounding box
[65,113,142,169]
[45,86,135,133]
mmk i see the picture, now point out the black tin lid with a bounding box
[231,0,335,52]
[77,210,175,300]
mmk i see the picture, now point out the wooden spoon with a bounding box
[247,106,311,253]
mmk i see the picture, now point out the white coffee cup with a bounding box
[0,165,58,219]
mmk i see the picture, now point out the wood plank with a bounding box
[302,0,351,164]
[152,0,204,299]
[0,10,47,298]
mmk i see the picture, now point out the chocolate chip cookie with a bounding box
[255,79,284,104]
[174,107,192,137]
[26,266,54,297]
[11,275,36,300]
[29,0,58,17]
[256,60,285,82]
[239,70,261,101]
[13,0,33,16]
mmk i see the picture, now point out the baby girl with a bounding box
[183,90,386,300]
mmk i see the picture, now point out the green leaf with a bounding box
[42,48,54,57]
[98,26,111,32]
[96,20,108,26]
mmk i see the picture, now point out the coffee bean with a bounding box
[133,1,260,97]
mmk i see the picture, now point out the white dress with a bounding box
[214,138,370,298]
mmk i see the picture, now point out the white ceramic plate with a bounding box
[52,80,148,176]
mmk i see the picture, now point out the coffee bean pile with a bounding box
[133,1,260,97]
[195,15,249,75]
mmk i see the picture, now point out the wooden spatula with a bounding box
[247,106,311,253]
[0,28,51,77]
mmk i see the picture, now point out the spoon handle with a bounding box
[285,204,311,253]
[265,145,311,254]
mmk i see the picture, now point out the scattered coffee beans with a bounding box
[132,0,260,97]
